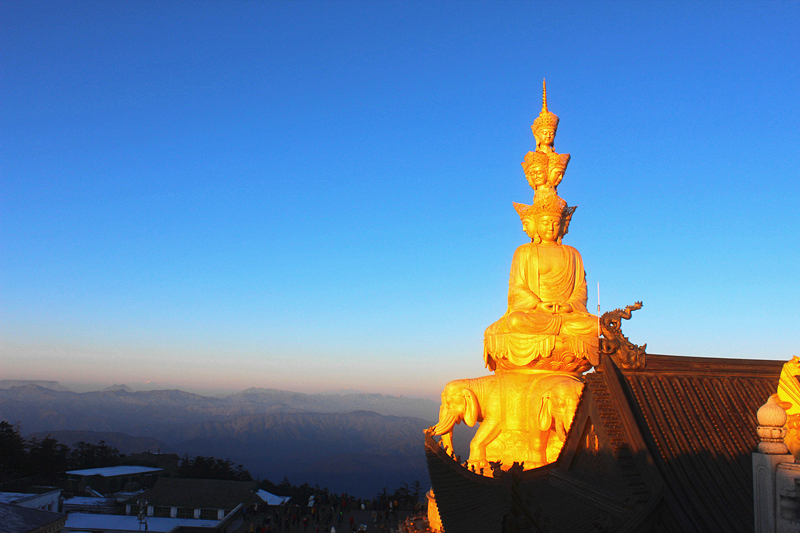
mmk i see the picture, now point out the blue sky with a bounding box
[2,1,799,399]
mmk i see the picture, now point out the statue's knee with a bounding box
[507,312,525,331]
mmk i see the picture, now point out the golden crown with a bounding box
[530,190,569,217]
[514,195,578,240]
[513,201,534,219]
[521,150,549,173]
[531,79,559,133]
[563,204,578,237]
[550,152,571,171]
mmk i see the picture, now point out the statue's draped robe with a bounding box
[484,243,598,370]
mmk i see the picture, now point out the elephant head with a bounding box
[537,376,584,440]
[431,379,482,452]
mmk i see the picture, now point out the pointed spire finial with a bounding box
[532,78,559,138]
[542,78,548,114]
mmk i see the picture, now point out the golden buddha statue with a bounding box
[483,79,596,373]
[532,79,559,155]
[548,152,570,189]
[428,83,596,483]
[522,151,551,193]
[484,190,598,373]
[521,80,572,195]
[521,151,571,195]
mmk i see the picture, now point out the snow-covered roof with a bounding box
[66,466,162,477]
[0,503,65,533]
[63,497,116,506]
[111,489,146,503]
[255,490,289,506]
[64,513,220,533]
[0,493,31,504]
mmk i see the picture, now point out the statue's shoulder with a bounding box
[512,242,538,256]
[561,244,587,271]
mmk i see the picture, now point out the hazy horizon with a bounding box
[0,378,439,401]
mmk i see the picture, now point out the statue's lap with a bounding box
[485,332,596,373]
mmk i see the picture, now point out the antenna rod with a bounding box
[597,282,601,338]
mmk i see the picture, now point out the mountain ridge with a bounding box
[0,384,442,497]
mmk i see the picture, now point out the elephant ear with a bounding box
[538,392,553,432]
[463,388,480,427]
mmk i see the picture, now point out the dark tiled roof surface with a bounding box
[516,480,633,533]
[620,354,782,533]
[580,371,652,507]
[424,433,509,533]
[131,478,257,510]
[0,503,65,533]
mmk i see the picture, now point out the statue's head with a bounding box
[548,153,571,189]
[536,214,563,244]
[521,151,550,190]
[513,202,537,241]
[531,79,559,152]
[528,191,576,244]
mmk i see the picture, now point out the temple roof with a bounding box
[125,478,257,510]
[619,354,781,531]
[0,503,65,533]
[425,353,783,533]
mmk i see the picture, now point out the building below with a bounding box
[65,466,162,495]
[0,502,66,533]
[426,353,783,532]
[255,490,289,507]
[61,497,117,514]
[127,452,181,475]
[124,478,257,521]
[0,491,61,513]
[61,513,233,533]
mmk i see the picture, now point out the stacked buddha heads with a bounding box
[516,79,576,243]
[483,79,597,375]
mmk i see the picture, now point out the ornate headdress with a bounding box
[514,193,578,242]
[521,150,549,173]
[550,152,571,171]
[563,204,578,236]
[513,201,534,220]
[531,79,559,134]
[530,190,568,217]
[531,190,578,233]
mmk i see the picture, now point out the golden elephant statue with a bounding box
[431,372,584,472]
[528,373,584,466]
[430,375,501,468]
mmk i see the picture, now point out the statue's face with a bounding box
[536,127,555,146]
[525,165,548,188]
[522,217,537,239]
[536,214,563,243]
[549,169,564,185]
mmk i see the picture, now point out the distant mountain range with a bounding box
[0,380,72,391]
[26,430,174,455]
[0,383,449,497]
[103,384,135,393]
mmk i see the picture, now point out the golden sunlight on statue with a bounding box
[428,80,597,478]
[483,79,598,373]
[484,190,598,373]
[531,80,558,155]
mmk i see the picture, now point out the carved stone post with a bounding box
[776,463,800,533]
[753,395,793,533]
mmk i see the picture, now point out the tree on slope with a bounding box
[176,455,252,481]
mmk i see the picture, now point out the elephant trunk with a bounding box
[555,401,578,440]
[555,418,567,440]
[432,412,458,437]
